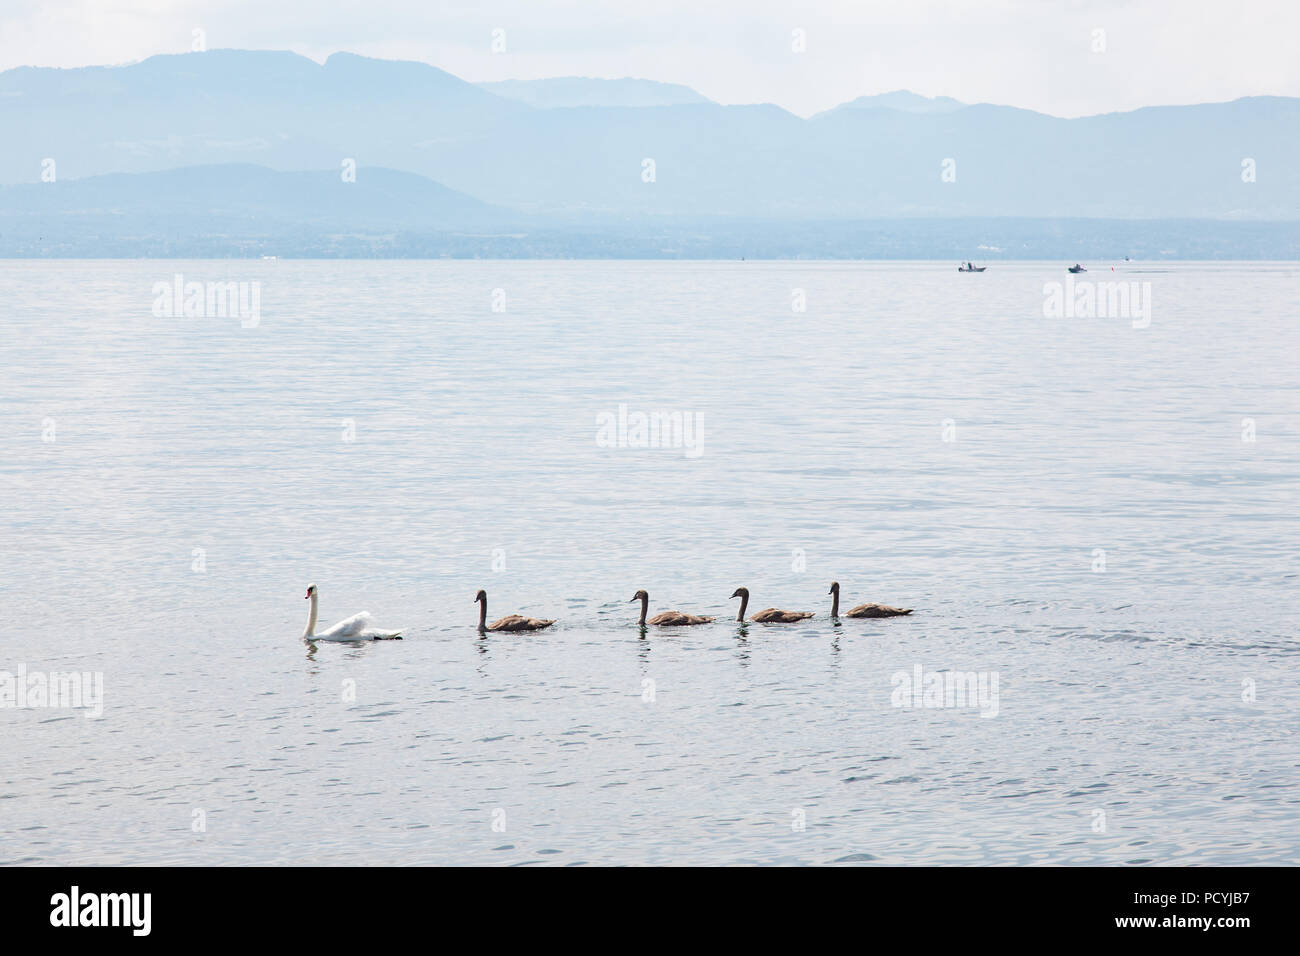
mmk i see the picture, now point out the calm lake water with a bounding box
[1,259,1297,865]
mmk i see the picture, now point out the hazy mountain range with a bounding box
[2,49,1297,256]
[817,91,967,116]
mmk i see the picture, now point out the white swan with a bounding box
[302,584,402,641]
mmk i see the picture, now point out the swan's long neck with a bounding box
[304,592,318,637]
[477,596,487,628]
[831,589,840,617]
[637,594,648,626]
[736,592,748,622]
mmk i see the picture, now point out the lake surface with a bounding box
[1,259,1297,865]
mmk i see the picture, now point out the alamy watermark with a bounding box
[50,886,150,936]
[596,403,704,458]
[1,664,103,719]
[890,664,999,718]
[152,273,261,328]
[1043,276,1151,328]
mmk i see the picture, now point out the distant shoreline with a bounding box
[4,218,1297,260]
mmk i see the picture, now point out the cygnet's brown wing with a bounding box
[846,604,913,618]
[749,608,814,623]
[648,611,714,626]
[489,615,556,631]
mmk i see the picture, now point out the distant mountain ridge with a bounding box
[0,163,505,225]
[1,49,1296,222]
[820,90,967,116]
[0,164,527,256]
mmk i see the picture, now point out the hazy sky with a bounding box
[3,0,1297,117]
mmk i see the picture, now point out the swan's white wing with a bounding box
[317,611,375,640]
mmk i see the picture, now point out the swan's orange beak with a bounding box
[304,591,310,599]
